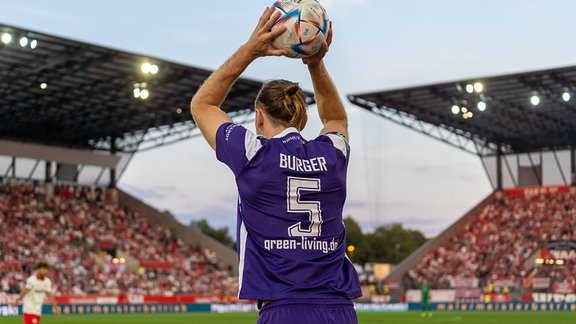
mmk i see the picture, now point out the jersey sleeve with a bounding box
[323,132,350,159]
[216,122,262,176]
[46,278,53,293]
[25,277,34,289]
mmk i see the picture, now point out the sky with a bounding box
[2,0,576,237]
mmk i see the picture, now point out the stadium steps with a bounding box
[384,191,498,282]
[115,188,239,275]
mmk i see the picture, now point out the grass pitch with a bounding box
[2,311,575,323]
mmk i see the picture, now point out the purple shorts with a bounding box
[257,299,358,324]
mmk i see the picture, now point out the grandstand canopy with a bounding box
[348,65,576,157]
[0,23,315,154]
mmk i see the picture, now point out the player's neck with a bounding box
[36,274,45,280]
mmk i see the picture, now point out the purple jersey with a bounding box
[216,122,362,301]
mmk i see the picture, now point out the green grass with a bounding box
[3,311,576,324]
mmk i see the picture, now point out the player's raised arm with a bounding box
[190,7,287,150]
[302,23,348,140]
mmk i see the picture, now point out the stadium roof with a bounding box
[0,23,315,154]
[348,65,576,157]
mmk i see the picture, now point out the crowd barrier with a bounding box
[412,302,576,312]
[3,301,576,317]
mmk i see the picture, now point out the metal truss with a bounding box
[89,108,255,154]
[350,96,505,157]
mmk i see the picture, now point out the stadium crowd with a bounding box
[406,190,576,294]
[0,182,238,297]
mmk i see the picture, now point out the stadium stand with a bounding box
[0,22,312,303]
[0,181,238,297]
[349,64,576,303]
[403,188,576,298]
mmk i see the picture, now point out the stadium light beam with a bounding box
[19,36,28,47]
[141,62,151,73]
[141,62,158,74]
[477,101,487,111]
[140,89,149,99]
[1,32,12,44]
[451,105,460,115]
[473,82,483,93]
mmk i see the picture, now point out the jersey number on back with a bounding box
[287,177,323,237]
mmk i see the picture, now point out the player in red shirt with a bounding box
[12,262,60,324]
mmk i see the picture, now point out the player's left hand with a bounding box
[303,21,333,66]
[244,6,288,58]
[53,306,61,319]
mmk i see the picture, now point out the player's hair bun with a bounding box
[255,79,307,129]
[286,84,300,96]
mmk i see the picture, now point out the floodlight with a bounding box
[141,62,151,73]
[530,95,540,106]
[1,33,12,44]
[465,84,474,94]
[40,82,48,89]
[140,89,149,99]
[562,91,571,102]
[477,101,487,111]
[451,105,460,115]
[30,39,37,49]
[150,64,159,74]
[19,36,28,47]
[473,82,483,93]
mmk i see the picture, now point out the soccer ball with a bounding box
[271,0,329,58]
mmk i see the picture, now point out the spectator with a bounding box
[0,182,238,297]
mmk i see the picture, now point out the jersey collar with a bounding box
[273,127,299,138]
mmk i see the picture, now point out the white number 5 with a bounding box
[287,177,322,237]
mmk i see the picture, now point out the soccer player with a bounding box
[190,6,361,324]
[12,262,60,323]
[420,278,432,317]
